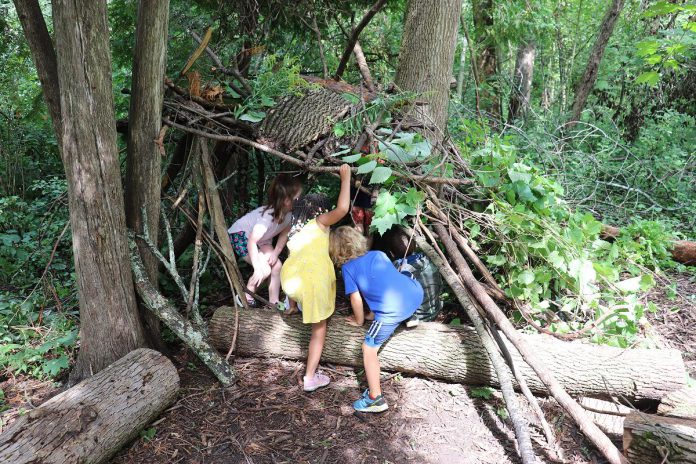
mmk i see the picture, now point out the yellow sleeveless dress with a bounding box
[280,219,336,324]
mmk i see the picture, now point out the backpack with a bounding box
[394,253,443,322]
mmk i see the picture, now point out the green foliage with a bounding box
[456,120,679,347]
[370,189,424,235]
[470,387,495,400]
[140,427,157,442]
[0,178,77,379]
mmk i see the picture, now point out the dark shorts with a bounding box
[364,320,402,348]
[229,231,249,257]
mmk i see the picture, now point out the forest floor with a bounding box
[1,271,694,464]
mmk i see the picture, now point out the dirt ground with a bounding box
[1,270,693,464]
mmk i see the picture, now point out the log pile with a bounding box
[0,349,179,464]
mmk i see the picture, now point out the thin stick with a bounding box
[185,186,206,318]
[225,306,240,362]
[334,0,387,80]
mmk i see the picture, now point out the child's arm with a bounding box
[268,225,290,266]
[317,164,351,228]
[346,291,365,326]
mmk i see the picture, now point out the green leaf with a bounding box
[616,276,642,293]
[369,166,392,184]
[370,213,398,235]
[635,71,660,86]
[470,387,494,400]
[404,188,425,207]
[333,123,346,137]
[239,111,266,122]
[373,191,397,216]
[357,160,377,174]
[42,355,69,377]
[341,153,362,163]
[342,93,360,104]
[517,270,535,285]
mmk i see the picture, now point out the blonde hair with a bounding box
[330,226,368,267]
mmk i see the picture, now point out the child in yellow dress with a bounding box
[280,164,351,392]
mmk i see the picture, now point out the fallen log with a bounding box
[623,411,696,464]
[208,307,686,401]
[0,349,179,464]
[658,387,696,420]
[601,225,695,266]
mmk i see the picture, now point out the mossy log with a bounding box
[623,412,696,464]
[0,349,179,464]
[209,306,686,401]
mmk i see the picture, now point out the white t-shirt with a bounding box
[228,207,291,247]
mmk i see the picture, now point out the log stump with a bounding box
[209,306,686,401]
[0,348,179,464]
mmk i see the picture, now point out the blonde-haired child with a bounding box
[330,226,423,412]
[228,174,302,306]
[280,164,351,392]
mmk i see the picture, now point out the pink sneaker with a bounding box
[303,372,330,392]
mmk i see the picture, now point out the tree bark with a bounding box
[567,0,625,127]
[508,41,536,122]
[52,0,147,384]
[353,40,375,92]
[0,349,179,464]
[623,412,696,464]
[472,0,500,124]
[12,0,62,143]
[208,307,685,401]
[658,387,696,420]
[395,0,462,141]
[125,0,170,347]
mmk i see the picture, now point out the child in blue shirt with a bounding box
[329,226,423,413]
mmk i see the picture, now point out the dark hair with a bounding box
[264,174,303,223]
[289,193,332,238]
[371,225,415,261]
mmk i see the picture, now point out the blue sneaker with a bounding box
[353,389,388,413]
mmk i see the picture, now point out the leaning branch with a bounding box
[162,118,473,187]
[334,0,387,80]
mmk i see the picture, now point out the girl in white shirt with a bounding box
[228,174,302,306]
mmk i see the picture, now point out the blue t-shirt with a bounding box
[342,251,424,324]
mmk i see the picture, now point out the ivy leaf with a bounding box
[369,166,392,184]
[357,160,377,174]
[370,213,399,236]
[635,71,660,86]
[517,270,535,285]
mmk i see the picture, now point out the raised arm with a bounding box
[317,164,351,228]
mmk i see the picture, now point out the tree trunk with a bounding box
[208,307,686,401]
[0,349,179,464]
[623,412,696,464]
[472,0,500,124]
[12,0,62,143]
[508,41,536,122]
[395,0,462,141]
[53,0,147,384]
[568,0,625,127]
[125,0,170,347]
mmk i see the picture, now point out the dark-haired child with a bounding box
[280,165,351,392]
[228,173,302,306]
[373,225,444,326]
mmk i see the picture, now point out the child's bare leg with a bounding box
[259,244,282,304]
[306,319,328,379]
[362,343,382,398]
[285,298,298,315]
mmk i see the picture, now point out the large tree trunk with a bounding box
[208,307,686,401]
[12,0,62,142]
[623,412,696,464]
[395,0,462,141]
[567,0,625,127]
[53,0,147,384]
[508,41,536,122]
[472,0,500,124]
[125,0,170,347]
[0,349,179,464]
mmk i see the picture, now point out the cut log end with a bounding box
[624,411,696,464]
